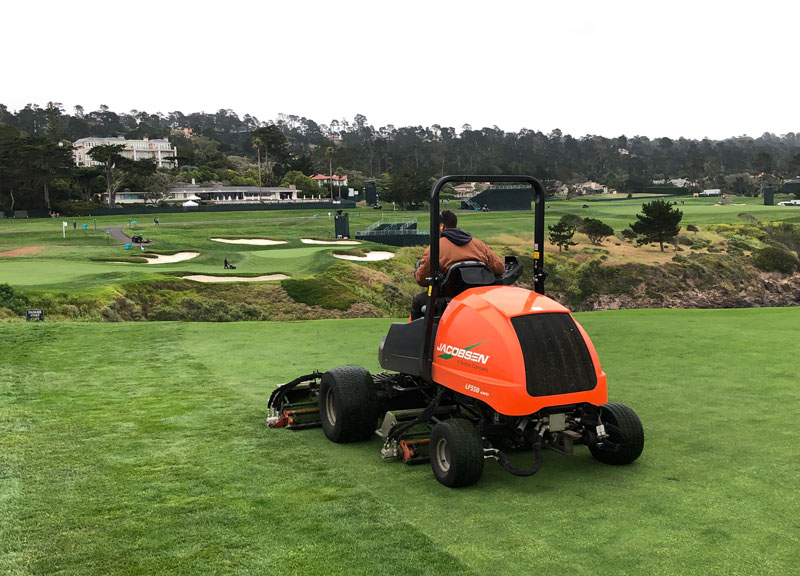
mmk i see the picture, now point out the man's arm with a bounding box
[414,246,432,286]
[476,239,505,275]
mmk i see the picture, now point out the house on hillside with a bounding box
[652,178,694,188]
[73,137,178,169]
[311,173,348,187]
[450,182,490,198]
[578,181,608,194]
[452,183,474,198]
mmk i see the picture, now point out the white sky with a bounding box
[3,0,796,140]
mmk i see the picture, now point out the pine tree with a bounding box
[548,217,578,252]
[629,199,683,251]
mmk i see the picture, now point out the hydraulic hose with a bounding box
[387,387,444,443]
[495,434,543,477]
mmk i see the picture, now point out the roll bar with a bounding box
[420,175,546,381]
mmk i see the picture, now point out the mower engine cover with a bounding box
[431,285,607,416]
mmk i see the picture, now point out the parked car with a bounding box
[777,200,800,206]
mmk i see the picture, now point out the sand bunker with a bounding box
[301,238,361,245]
[183,274,289,283]
[144,252,200,264]
[211,238,287,246]
[333,251,395,262]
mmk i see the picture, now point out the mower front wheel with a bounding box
[589,402,644,465]
[430,419,484,488]
[319,366,378,443]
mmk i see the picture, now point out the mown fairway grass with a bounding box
[2,307,798,575]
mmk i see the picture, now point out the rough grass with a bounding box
[1,308,799,575]
[280,276,360,311]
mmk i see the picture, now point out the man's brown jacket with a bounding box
[414,228,504,286]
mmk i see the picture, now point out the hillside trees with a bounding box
[126,170,174,205]
[0,126,73,211]
[74,166,104,201]
[4,102,800,211]
[251,125,291,180]
[280,171,318,197]
[379,172,429,206]
[88,144,156,208]
[22,139,74,210]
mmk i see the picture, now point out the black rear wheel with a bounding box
[589,402,644,465]
[430,419,484,487]
[319,366,378,443]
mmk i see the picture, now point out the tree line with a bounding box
[1,102,799,212]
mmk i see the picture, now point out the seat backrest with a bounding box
[441,261,497,298]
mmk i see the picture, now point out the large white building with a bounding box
[110,185,301,205]
[73,137,178,169]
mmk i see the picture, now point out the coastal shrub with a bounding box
[752,246,800,273]
[577,260,622,299]
[690,238,711,250]
[0,283,30,314]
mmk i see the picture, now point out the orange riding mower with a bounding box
[267,175,643,487]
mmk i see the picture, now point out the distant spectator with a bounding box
[224,258,230,269]
[154,217,159,226]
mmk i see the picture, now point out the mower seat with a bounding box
[420,261,497,318]
[441,261,497,298]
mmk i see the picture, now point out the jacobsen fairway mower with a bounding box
[268,175,644,487]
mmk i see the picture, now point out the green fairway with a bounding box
[1,198,798,293]
[2,308,798,575]
[0,211,389,292]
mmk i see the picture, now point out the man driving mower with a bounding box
[411,209,504,320]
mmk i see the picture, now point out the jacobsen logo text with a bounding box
[436,341,490,365]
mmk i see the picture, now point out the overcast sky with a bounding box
[3,0,796,140]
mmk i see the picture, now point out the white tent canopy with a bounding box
[182,200,199,207]
[185,194,202,201]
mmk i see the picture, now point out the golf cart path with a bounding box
[103,227,132,244]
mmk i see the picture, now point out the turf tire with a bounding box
[589,402,644,465]
[319,366,378,443]
[430,419,484,487]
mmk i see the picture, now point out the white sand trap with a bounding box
[211,238,287,246]
[301,238,361,245]
[183,274,289,283]
[333,251,395,262]
[144,252,200,264]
